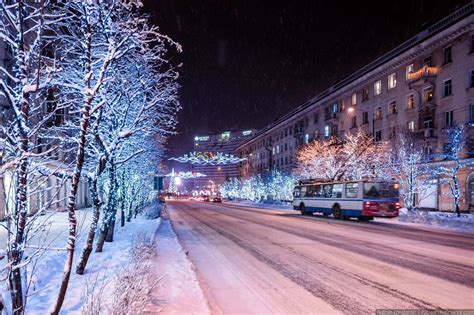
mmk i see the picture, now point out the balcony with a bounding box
[407,66,438,85]
[415,128,437,139]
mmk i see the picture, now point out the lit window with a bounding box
[408,121,415,132]
[332,103,338,113]
[388,73,397,89]
[406,64,414,80]
[388,101,397,115]
[443,79,452,97]
[375,107,382,120]
[351,93,357,106]
[407,94,414,110]
[374,80,382,95]
[304,134,309,144]
[423,87,433,103]
[324,125,330,138]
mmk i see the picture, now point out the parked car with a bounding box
[202,195,210,202]
[211,196,222,203]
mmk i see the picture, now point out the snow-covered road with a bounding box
[168,200,474,314]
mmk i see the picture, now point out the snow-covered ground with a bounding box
[226,199,293,211]
[0,205,162,314]
[396,208,474,233]
[226,200,474,233]
[145,215,210,314]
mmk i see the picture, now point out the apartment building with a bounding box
[236,2,474,211]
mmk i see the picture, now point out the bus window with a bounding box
[332,184,343,198]
[301,186,307,197]
[313,185,322,197]
[364,182,399,198]
[293,188,300,198]
[322,184,332,198]
[305,185,314,197]
[345,182,359,198]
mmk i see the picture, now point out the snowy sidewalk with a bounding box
[146,217,210,314]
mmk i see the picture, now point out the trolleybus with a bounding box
[292,179,400,220]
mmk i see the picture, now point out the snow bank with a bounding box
[6,204,163,313]
[145,217,210,314]
[398,208,474,232]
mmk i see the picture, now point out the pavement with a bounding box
[167,200,474,315]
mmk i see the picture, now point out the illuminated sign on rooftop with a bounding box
[242,130,252,136]
[194,136,209,142]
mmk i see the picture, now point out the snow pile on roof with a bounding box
[399,209,474,232]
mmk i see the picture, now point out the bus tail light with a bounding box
[395,202,400,209]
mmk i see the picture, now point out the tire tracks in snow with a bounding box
[176,203,442,314]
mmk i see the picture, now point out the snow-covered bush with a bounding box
[81,233,158,314]
[220,171,297,203]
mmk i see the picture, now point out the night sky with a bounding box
[142,0,469,159]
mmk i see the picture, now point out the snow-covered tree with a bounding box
[389,133,431,211]
[437,125,473,217]
[294,129,390,181]
[0,1,64,312]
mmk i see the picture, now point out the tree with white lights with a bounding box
[389,133,431,211]
[437,125,473,217]
[294,129,390,181]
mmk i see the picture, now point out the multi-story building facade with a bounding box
[236,2,474,211]
[188,130,255,191]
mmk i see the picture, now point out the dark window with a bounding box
[314,111,319,123]
[443,46,452,65]
[444,79,452,97]
[470,104,474,123]
[445,110,454,127]
[362,88,369,101]
[351,116,357,128]
[423,116,434,129]
[324,107,331,120]
[423,56,433,67]
[470,34,474,53]
[362,111,369,124]
[375,130,382,142]
[470,70,474,88]
[389,127,396,140]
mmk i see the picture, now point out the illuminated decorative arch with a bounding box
[169,152,246,165]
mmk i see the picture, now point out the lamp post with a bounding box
[347,105,376,143]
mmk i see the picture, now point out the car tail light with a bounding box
[395,202,400,209]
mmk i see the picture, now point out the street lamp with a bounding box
[347,105,376,143]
